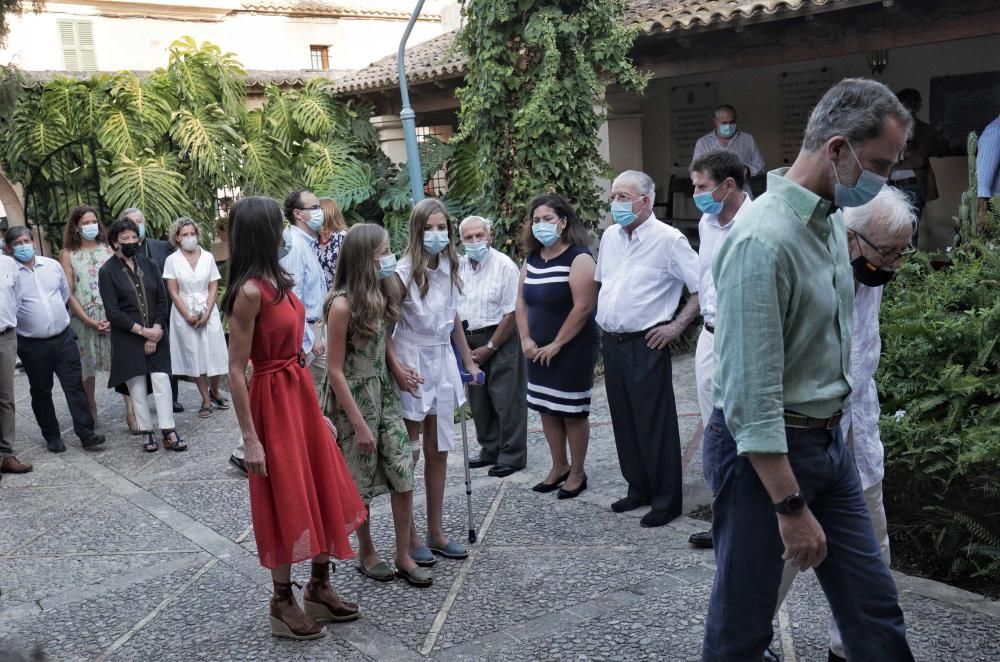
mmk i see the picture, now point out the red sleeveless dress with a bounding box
[247,280,366,569]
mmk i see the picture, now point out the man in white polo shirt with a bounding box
[596,169,701,528]
[687,150,753,550]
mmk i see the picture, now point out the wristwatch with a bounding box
[774,492,805,516]
[486,340,497,352]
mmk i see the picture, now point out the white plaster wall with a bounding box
[631,34,1000,250]
[0,4,444,72]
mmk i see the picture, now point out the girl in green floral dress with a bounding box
[323,223,432,587]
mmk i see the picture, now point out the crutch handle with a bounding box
[461,371,485,385]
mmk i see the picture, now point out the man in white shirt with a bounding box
[688,151,753,549]
[6,226,104,454]
[692,104,766,195]
[774,186,915,661]
[458,216,526,477]
[596,170,701,528]
[0,250,32,475]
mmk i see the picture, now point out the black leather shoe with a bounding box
[488,464,520,478]
[46,438,66,453]
[81,434,106,450]
[556,474,587,500]
[468,456,495,469]
[688,530,714,549]
[229,454,248,476]
[610,496,648,513]
[531,470,570,493]
[640,508,678,528]
[173,401,184,413]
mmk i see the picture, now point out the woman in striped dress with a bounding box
[515,194,599,499]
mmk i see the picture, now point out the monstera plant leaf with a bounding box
[103,153,189,235]
[263,84,299,155]
[241,134,290,197]
[293,80,341,139]
[170,104,242,182]
[318,161,377,211]
[110,72,173,137]
[4,95,69,174]
[298,139,360,191]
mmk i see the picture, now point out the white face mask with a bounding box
[180,236,199,252]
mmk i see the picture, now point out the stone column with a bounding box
[371,114,407,164]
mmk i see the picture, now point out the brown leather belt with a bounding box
[784,410,842,430]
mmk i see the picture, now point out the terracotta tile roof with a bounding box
[332,0,865,95]
[20,69,349,88]
[238,1,441,21]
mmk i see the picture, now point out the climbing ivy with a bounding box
[455,0,645,253]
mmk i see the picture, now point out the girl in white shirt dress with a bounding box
[390,198,482,563]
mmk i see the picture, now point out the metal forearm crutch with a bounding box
[456,351,484,544]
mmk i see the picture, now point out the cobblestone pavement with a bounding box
[2,354,998,661]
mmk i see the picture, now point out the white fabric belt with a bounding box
[394,329,449,347]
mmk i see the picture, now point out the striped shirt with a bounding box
[977,115,1000,198]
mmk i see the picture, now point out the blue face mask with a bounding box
[307,209,324,232]
[12,244,34,263]
[464,241,489,263]
[718,123,737,139]
[610,200,637,227]
[137,222,146,240]
[694,183,731,216]
[80,224,100,241]
[423,230,450,255]
[377,253,397,280]
[833,141,887,208]
[532,222,561,247]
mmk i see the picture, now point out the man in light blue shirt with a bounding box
[6,226,104,454]
[976,114,1000,232]
[280,189,328,396]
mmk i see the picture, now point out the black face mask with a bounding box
[120,242,140,258]
[850,255,895,287]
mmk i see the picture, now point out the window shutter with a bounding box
[57,20,97,72]
[77,21,97,72]
[58,20,80,71]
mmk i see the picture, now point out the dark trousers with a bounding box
[466,328,527,469]
[16,327,96,443]
[603,335,682,515]
[701,409,913,662]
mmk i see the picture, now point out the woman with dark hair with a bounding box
[223,196,366,640]
[515,193,598,499]
[98,218,184,452]
[59,205,128,426]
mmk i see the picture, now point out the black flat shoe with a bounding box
[557,475,587,500]
[229,454,248,476]
[610,496,648,513]
[468,457,495,469]
[688,530,714,549]
[532,470,570,493]
[46,438,66,453]
[488,465,520,478]
[640,508,679,528]
[172,401,184,413]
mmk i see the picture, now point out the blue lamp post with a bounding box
[398,0,427,204]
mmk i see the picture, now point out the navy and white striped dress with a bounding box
[523,244,599,418]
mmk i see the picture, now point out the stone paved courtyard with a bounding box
[1,353,998,661]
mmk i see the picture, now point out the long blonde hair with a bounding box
[326,223,400,340]
[318,197,348,235]
[402,198,463,299]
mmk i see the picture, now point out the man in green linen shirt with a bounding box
[701,78,915,661]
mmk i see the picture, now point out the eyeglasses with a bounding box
[296,205,321,211]
[608,193,643,204]
[853,230,915,263]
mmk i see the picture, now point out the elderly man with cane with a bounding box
[702,78,914,661]
[458,215,527,478]
[773,186,916,661]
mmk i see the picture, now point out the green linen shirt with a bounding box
[712,168,854,455]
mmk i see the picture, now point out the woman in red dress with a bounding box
[223,196,368,640]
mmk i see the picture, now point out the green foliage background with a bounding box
[455,0,645,253]
[877,136,1000,587]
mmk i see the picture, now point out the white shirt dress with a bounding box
[393,254,465,452]
[162,249,228,378]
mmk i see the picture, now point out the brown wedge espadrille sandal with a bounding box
[303,561,362,623]
[269,581,327,640]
